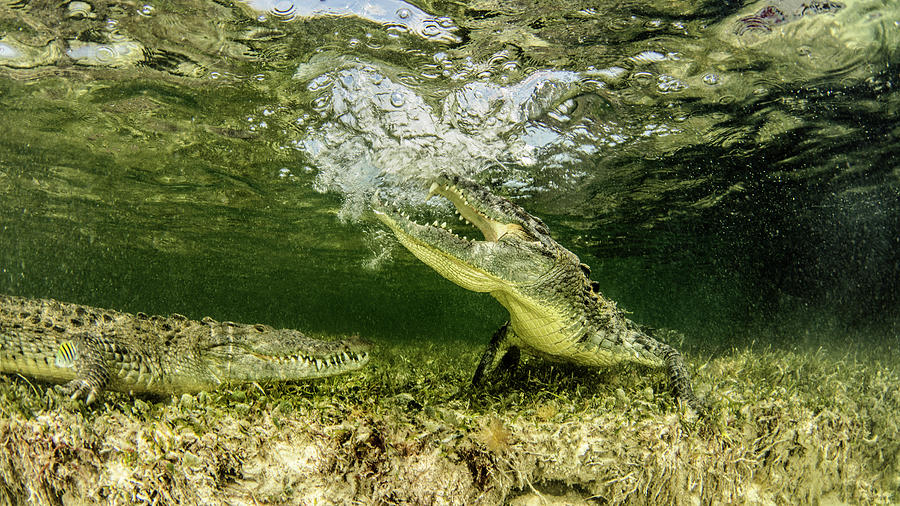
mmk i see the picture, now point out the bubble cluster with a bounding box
[292,55,607,221]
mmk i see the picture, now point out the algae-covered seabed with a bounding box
[1,333,897,505]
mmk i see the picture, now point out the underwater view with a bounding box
[1,0,898,503]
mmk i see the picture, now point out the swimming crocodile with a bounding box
[374,174,705,413]
[0,294,371,404]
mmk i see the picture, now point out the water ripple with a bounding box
[238,0,461,43]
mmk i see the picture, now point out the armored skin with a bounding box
[374,174,704,412]
[0,294,371,404]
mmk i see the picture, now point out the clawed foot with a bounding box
[55,379,102,405]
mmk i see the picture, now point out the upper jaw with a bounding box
[372,172,536,244]
[372,189,483,247]
[425,178,525,242]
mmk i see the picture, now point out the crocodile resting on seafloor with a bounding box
[374,174,705,413]
[0,294,371,404]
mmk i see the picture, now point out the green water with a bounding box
[1,0,898,345]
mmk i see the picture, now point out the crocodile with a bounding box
[374,174,705,413]
[0,294,371,404]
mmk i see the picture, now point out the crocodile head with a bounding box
[373,173,590,297]
[199,324,372,384]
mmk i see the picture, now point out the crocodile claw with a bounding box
[56,379,101,405]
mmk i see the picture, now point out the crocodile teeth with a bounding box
[342,352,350,362]
[426,182,440,200]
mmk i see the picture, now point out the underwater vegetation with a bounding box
[2,334,897,504]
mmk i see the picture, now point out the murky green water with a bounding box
[1,0,898,345]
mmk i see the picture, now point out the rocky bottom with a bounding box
[1,332,898,504]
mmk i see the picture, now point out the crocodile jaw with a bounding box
[373,178,557,292]
[206,332,372,384]
[373,206,507,293]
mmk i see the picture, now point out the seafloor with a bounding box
[1,332,898,504]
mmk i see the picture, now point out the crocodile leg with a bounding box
[54,332,110,405]
[635,333,706,414]
[472,322,521,385]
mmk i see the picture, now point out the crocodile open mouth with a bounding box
[424,181,523,242]
[372,178,519,293]
[372,178,530,246]
[250,348,370,372]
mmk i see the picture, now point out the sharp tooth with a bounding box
[342,352,350,361]
[433,220,439,226]
[465,219,471,225]
[441,221,447,228]
[426,182,440,200]
[315,359,323,370]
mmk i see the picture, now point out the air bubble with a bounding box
[95,46,115,63]
[67,1,94,18]
[702,73,719,85]
[390,91,405,107]
[272,0,296,20]
[308,75,331,91]
[0,43,19,58]
[312,96,330,110]
[657,75,686,92]
[274,0,293,13]
[397,8,410,19]
[422,23,441,38]
[138,4,154,16]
